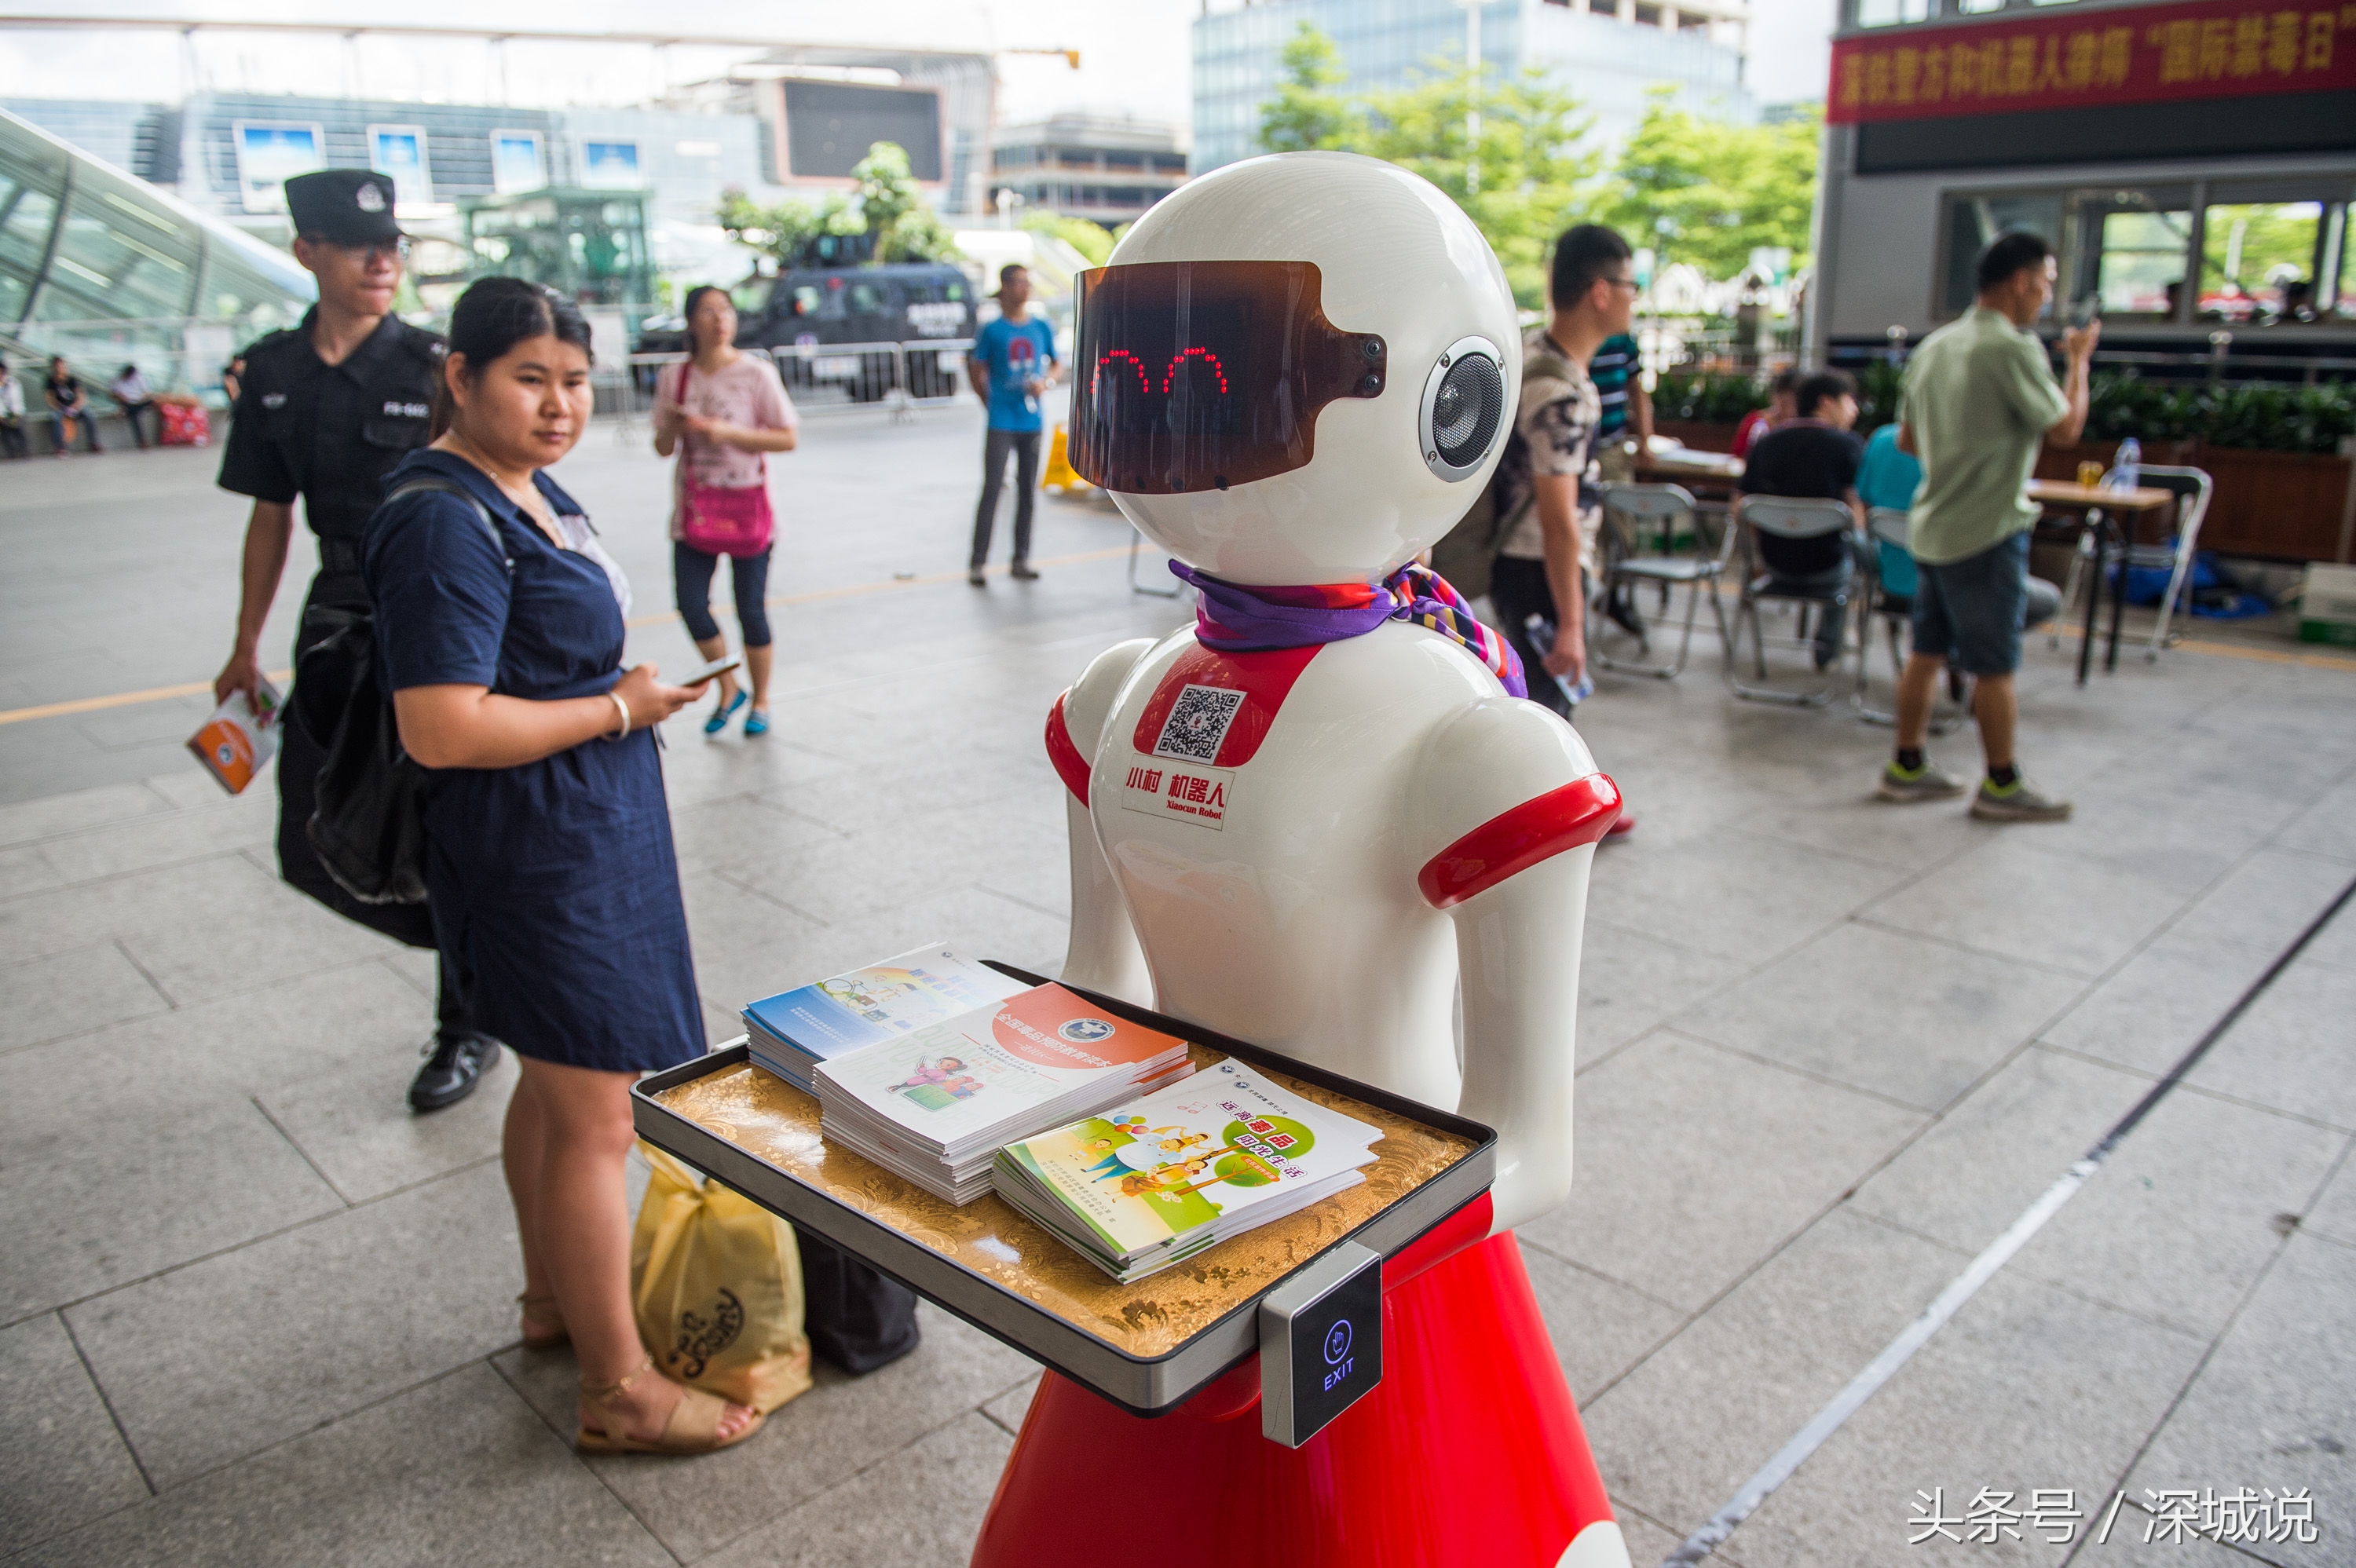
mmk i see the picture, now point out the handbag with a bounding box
[632,1142,814,1413]
[298,476,510,905]
[673,362,775,557]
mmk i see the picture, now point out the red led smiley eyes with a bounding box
[1091,347,1231,397]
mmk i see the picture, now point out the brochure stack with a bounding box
[741,944,1025,1094]
[993,1058,1383,1284]
[814,984,1194,1204]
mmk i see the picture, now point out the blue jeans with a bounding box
[1912,532,2050,677]
[49,407,100,452]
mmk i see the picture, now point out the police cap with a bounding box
[285,170,404,246]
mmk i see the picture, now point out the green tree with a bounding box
[1602,91,1819,280]
[1362,62,1602,309]
[715,187,858,267]
[715,141,960,267]
[1023,212,1115,267]
[853,141,962,263]
[1258,23,1363,153]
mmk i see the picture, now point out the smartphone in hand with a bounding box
[675,653,743,688]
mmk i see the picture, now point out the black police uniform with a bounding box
[216,170,480,1054]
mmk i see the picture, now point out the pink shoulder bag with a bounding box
[673,362,776,557]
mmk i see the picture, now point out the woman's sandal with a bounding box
[576,1354,765,1456]
[518,1292,569,1351]
[703,689,748,735]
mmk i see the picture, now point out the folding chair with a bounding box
[1128,528,1183,598]
[1590,482,1733,679]
[1855,506,1966,734]
[1726,495,1859,707]
[2121,465,2213,660]
[2048,465,2211,660]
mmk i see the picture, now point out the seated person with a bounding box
[1860,418,2058,632]
[109,363,157,449]
[1732,367,1800,460]
[1857,419,1923,600]
[1740,369,1864,669]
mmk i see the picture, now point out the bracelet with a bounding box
[604,691,630,740]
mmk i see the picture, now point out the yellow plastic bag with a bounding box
[631,1142,813,1415]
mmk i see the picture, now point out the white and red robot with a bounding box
[972,152,1627,1568]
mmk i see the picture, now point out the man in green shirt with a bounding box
[1879,231,2097,821]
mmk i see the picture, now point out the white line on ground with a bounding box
[1659,872,2356,1567]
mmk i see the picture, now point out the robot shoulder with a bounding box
[1402,699,1622,909]
[1046,638,1159,804]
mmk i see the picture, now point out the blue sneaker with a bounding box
[704,689,748,735]
[744,709,769,737]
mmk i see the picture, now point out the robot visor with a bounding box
[1070,260,1386,495]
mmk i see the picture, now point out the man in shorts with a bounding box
[1879,230,2096,822]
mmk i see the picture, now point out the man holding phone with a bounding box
[1879,229,2097,822]
[212,170,499,1113]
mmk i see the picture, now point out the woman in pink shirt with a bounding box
[653,287,800,735]
[1732,367,1801,460]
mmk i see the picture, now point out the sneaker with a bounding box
[1970,774,2072,822]
[409,1030,499,1112]
[1877,758,1968,802]
[968,567,987,587]
[1009,560,1040,581]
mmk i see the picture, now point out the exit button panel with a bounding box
[1259,1241,1384,1447]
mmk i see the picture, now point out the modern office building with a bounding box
[990,114,1189,228]
[1191,0,1757,174]
[1,107,314,391]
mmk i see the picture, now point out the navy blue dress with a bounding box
[363,448,704,1075]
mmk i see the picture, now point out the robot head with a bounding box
[1070,152,1519,586]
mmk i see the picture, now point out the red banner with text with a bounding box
[1827,0,2356,123]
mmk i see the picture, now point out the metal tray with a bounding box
[631,965,1495,1416]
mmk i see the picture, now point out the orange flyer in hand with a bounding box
[187,681,283,795]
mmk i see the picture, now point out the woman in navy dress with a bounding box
[364,279,759,1456]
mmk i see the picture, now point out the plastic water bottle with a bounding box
[2111,436,2141,491]
[1524,615,1595,705]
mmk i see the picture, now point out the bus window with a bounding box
[1941,192,2062,316]
[848,280,889,316]
[790,285,821,318]
[2062,188,2192,321]
[2201,200,2337,327]
[730,279,773,315]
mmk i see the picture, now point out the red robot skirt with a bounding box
[970,1204,1626,1568]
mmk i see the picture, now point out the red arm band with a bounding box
[1416,773,1622,909]
[1044,692,1092,806]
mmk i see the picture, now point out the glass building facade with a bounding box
[1192,0,1757,175]
[2,107,313,396]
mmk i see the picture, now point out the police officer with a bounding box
[213,169,499,1113]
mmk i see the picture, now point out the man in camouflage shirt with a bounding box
[1489,225,1637,720]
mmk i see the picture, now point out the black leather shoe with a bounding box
[1009,560,1040,580]
[409,1031,500,1113]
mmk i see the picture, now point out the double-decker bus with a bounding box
[1806,0,2356,376]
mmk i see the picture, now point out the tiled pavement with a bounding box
[2,414,2351,1566]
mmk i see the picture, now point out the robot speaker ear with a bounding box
[1418,336,1507,482]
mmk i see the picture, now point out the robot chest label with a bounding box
[1118,759,1235,830]
[1129,643,1321,769]
[1114,642,1321,833]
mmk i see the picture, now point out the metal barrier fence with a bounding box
[598,341,974,428]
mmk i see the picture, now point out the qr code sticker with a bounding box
[1154,685,1246,763]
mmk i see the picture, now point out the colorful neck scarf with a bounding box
[1170,561,1527,700]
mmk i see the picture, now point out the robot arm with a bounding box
[1406,700,1621,1235]
[1046,638,1159,1005]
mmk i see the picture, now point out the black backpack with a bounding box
[294,476,510,905]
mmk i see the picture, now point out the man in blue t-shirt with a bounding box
[966,265,1061,585]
